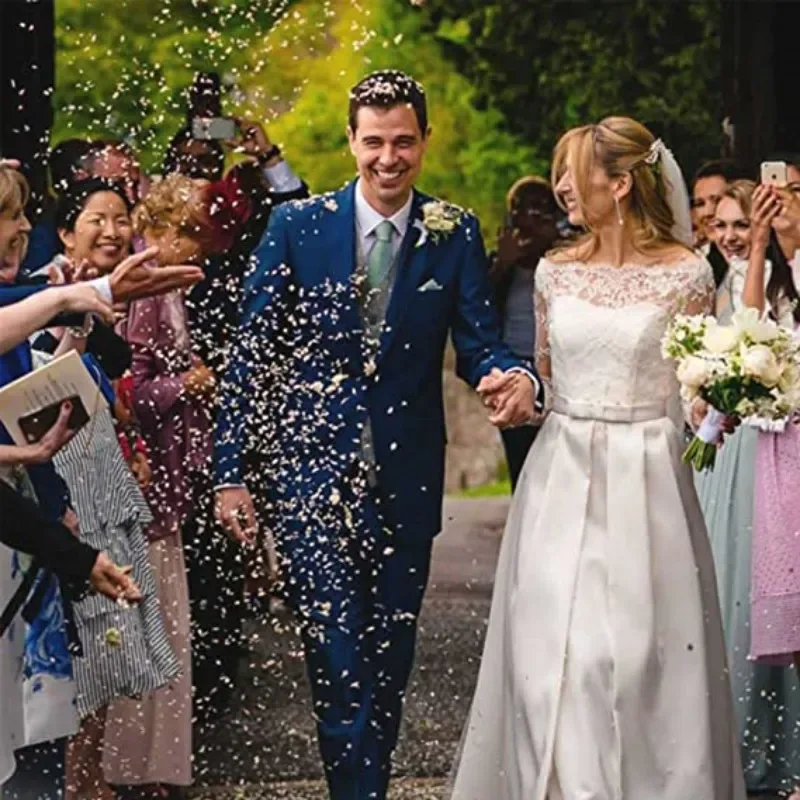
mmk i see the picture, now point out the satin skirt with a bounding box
[449,400,745,800]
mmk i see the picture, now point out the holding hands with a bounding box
[477,368,537,428]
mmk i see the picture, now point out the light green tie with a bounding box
[367,220,395,290]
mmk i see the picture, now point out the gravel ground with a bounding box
[191,498,509,796]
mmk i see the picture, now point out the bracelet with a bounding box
[68,315,95,340]
[257,145,281,165]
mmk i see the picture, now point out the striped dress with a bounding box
[49,400,179,717]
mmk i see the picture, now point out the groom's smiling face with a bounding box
[348,104,430,215]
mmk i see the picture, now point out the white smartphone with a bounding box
[191,116,237,141]
[761,160,788,187]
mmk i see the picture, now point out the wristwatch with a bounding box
[68,315,95,340]
[257,145,282,165]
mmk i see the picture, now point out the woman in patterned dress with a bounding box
[43,179,179,800]
[743,162,800,683]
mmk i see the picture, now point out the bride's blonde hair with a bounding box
[550,116,683,262]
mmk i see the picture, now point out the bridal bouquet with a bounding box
[662,308,800,470]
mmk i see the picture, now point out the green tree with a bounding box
[53,0,550,233]
[54,0,298,170]
[415,0,723,179]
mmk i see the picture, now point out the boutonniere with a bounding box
[415,200,464,248]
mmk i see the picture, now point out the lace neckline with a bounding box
[544,253,701,271]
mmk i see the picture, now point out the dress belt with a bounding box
[552,395,668,423]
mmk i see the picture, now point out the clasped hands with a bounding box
[477,367,537,428]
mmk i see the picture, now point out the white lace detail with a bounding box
[534,255,714,422]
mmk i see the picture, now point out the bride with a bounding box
[450,117,746,800]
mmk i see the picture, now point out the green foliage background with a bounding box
[53,0,722,238]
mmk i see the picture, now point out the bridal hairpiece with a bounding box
[643,138,666,166]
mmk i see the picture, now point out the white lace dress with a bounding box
[450,256,745,800]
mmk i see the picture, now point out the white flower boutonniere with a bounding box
[416,201,464,248]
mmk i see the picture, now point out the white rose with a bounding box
[731,307,779,343]
[741,345,782,387]
[702,323,739,354]
[778,364,799,394]
[677,355,710,389]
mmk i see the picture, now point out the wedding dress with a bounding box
[450,255,746,800]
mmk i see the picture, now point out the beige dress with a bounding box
[450,256,746,800]
[101,535,192,786]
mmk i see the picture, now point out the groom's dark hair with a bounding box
[348,70,428,136]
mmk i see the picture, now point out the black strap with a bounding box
[0,561,84,656]
[0,559,40,637]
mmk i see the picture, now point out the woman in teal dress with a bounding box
[696,179,800,795]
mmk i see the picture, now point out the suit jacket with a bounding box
[214,180,539,539]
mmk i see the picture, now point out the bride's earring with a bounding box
[614,195,624,227]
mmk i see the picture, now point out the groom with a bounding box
[214,70,542,799]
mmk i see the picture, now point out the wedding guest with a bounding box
[48,182,179,800]
[710,180,757,317]
[0,167,100,800]
[105,172,248,796]
[742,156,800,798]
[489,176,559,489]
[181,118,308,374]
[177,122,307,631]
[0,405,142,795]
[692,159,747,248]
[696,177,800,795]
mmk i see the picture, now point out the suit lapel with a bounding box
[379,190,430,363]
[326,180,358,287]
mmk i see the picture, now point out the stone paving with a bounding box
[191,498,509,798]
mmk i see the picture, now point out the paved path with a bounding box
[191,498,510,798]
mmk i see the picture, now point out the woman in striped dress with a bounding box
[45,180,179,800]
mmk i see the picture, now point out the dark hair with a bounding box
[55,178,133,233]
[507,176,558,216]
[162,126,224,179]
[763,152,800,173]
[49,138,93,195]
[692,159,749,188]
[348,70,428,135]
[766,230,800,324]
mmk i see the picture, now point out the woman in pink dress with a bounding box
[743,159,800,687]
[103,174,243,799]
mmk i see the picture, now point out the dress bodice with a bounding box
[535,256,714,419]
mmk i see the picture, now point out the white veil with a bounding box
[645,139,693,247]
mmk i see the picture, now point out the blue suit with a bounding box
[215,180,539,798]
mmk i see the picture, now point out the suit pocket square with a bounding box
[417,279,444,293]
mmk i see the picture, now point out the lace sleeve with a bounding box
[681,259,715,429]
[533,260,552,419]
[682,258,715,317]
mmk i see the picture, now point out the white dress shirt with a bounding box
[354,179,413,262]
[262,160,303,194]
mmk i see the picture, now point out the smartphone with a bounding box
[191,116,237,141]
[18,396,89,443]
[761,161,788,187]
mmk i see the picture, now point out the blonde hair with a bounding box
[550,116,683,262]
[718,179,756,219]
[0,166,29,220]
[133,173,213,251]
